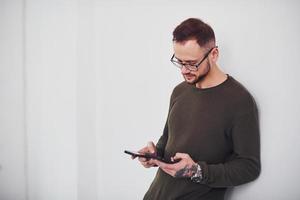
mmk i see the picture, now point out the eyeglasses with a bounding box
[170,46,217,71]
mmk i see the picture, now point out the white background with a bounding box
[1,0,300,199]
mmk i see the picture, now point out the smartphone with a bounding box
[124,150,180,164]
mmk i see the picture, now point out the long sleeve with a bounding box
[155,86,179,157]
[144,77,261,199]
[198,106,261,187]
[156,121,168,157]
[155,93,174,158]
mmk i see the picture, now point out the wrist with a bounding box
[190,163,203,183]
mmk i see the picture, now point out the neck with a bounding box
[195,64,227,89]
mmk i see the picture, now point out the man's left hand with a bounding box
[153,153,198,178]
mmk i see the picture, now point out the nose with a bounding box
[181,66,190,74]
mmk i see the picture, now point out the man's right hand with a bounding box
[133,141,158,168]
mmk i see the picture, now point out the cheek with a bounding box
[188,70,201,76]
[192,70,202,77]
[197,63,209,73]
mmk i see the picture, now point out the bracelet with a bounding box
[190,163,203,183]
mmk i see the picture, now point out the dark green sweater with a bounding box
[144,75,260,200]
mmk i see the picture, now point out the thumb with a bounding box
[147,141,156,154]
[173,152,186,160]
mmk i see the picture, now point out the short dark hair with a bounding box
[172,18,216,48]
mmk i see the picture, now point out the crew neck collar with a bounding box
[189,74,231,92]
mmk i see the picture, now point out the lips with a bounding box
[185,75,194,79]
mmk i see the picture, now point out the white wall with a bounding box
[1,0,300,200]
[95,0,300,200]
[25,0,78,199]
[1,0,97,200]
[0,0,26,199]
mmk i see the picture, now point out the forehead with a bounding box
[173,40,203,62]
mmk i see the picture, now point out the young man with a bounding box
[134,18,261,200]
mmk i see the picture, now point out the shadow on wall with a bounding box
[225,188,234,200]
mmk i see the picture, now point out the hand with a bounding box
[153,153,198,178]
[132,141,158,168]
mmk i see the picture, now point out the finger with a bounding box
[141,162,151,168]
[141,160,157,168]
[147,159,157,166]
[131,155,137,160]
[154,160,175,170]
[138,146,150,154]
[173,152,188,160]
[138,157,147,162]
[171,157,181,162]
[152,159,163,166]
[160,167,175,176]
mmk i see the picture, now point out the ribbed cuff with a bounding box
[197,161,209,184]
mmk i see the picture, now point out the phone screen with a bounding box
[124,150,151,158]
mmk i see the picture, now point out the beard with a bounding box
[184,62,211,84]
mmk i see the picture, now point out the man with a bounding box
[134,18,261,200]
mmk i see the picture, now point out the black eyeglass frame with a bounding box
[170,46,218,71]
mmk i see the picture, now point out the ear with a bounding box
[209,47,219,63]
